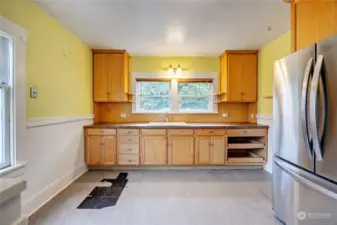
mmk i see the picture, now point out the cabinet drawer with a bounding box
[168,129,194,136]
[87,129,116,136]
[141,129,166,136]
[227,129,267,137]
[118,154,139,165]
[118,129,139,136]
[195,129,226,136]
[118,143,139,154]
[118,136,139,143]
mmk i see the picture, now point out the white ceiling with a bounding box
[34,0,290,56]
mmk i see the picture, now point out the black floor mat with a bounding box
[77,172,128,209]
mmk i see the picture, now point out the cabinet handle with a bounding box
[128,131,132,134]
[126,148,132,151]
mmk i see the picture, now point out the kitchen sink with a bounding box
[149,122,186,126]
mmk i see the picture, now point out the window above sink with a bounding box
[131,72,218,114]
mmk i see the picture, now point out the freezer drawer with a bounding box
[273,157,337,225]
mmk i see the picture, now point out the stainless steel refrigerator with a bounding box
[273,34,337,225]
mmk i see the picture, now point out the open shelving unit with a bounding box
[226,133,267,165]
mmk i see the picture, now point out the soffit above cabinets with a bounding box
[34,0,289,55]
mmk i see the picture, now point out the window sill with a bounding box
[132,111,219,115]
[0,161,27,178]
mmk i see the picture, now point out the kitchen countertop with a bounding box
[84,123,268,129]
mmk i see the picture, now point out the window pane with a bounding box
[140,96,170,111]
[0,32,12,170]
[178,82,212,111]
[139,81,170,96]
[137,81,171,111]
[178,82,211,96]
[0,35,12,84]
[179,96,210,110]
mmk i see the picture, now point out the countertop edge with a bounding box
[83,123,269,129]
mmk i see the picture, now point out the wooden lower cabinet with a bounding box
[195,136,226,165]
[85,135,117,165]
[86,136,102,165]
[140,136,167,165]
[101,136,117,165]
[211,137,226,164]
[85,128,268,167]
[168,136,194,165]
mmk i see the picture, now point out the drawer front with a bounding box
[118,129,139,136]
[118,143,139,154]
[118,154,139,165]
[195,129,226,136]
[118,135,139,143]
[141,129,167,136]
[168,129,194,136]
[87,129,116,136]
[227,129,267,137]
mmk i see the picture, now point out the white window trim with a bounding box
[0,16,28,176]
[131,72,218,114]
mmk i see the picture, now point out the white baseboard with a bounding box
[22,164,88,217]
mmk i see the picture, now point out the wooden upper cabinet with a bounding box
[93,50,129,102]
[219,50,258,103]
[291,0,337,51]
[85,135,102,165]
[168,136,194,165]
[101,136,117,165]
[140,136,167,165]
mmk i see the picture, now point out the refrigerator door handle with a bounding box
[309,55,328,161]
[274,157,337,200]
[301,57,314,158]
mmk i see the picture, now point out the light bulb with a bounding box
[176,65,182,74]
[168,65,174,74]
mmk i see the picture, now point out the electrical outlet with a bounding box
[120,113,127,118]
[222,113,229,118]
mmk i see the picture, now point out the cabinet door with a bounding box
[108,53,125,102]
[293,1,337,51]
[242,54,257,102]
[211,136,225,164]
[102,136,117,165]
[93,54,110,102]
[168,136,194,165]
[195,136,211,164]
[140,136,167,165]
[86,136,102,165]
[227,54,243,102]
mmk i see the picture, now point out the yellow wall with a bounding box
[1,0,92,118]
[131,56,219,72]
[258,32,291,115]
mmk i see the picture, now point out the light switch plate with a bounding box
[250,114,255,119]
[30,87,37,98]
[121,113,127,118]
